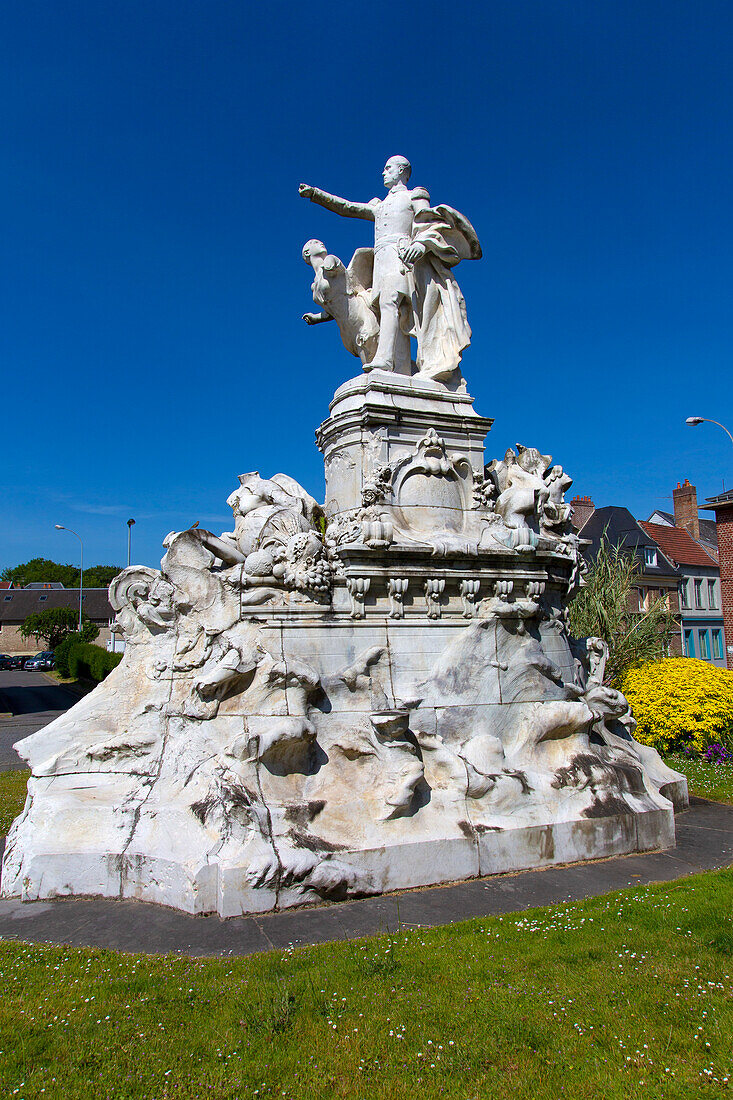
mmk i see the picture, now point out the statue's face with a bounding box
[302,239,326,265]
[383,158,407,188]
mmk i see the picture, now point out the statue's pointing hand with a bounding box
[299,183,314,198]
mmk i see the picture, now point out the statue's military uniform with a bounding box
[369,186,430,301]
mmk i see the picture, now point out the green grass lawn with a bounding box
[0,769,30,835]
[666,753,733,805]
[0,871,731,1098]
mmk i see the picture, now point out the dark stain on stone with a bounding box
[474,823,503,834]
[457,820,475,840]
[503,769,532,795]
[190,797,216,824]
[583,793,632,818]
[287,828,346,853]
[284,800,327,827]
[539,826,555,859]
[552,753,603,791]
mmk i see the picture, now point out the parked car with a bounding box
[0,654,25,670]
[24,651,55,671]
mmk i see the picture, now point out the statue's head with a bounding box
[302,239,327,266]
[383,155,411,188]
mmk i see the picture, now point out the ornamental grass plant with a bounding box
[568,538,675,686]
[621,658,733,754]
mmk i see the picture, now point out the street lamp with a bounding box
[55,525,83,632]
[127,518,135,568]
[685,416,733,447]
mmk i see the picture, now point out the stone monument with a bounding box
[1,157,687,917]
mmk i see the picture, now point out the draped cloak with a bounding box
[405,204,482,380]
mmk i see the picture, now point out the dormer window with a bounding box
[644,547,657,568]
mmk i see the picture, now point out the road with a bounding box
[0,669,80,771]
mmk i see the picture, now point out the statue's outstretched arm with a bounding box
[303,310,334,325]
[299,183,375,221]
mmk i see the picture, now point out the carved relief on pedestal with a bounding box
[387,577,409,619]
[346,576,371,619]
[459,578,481,618]
[391,430,471,537]
[360,516,393,549]
[424,577,446,619]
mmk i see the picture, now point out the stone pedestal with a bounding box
[317,369,492,520]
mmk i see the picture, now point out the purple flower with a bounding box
[703,742,733,764]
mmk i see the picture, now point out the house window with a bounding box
[644,547,657,568]
[694,579,704,608]
[707,579,717,609]
[699,629,711,661]
[680,580,689,609]
[685,630,695,657]
[637,587,646,610]
[712,630,723,660]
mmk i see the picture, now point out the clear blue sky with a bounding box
[3,1,732,572]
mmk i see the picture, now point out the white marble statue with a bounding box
[299,156,481,382]
[301,240,379,367]
[0,157,687,920]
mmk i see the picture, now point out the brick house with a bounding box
[639,522,726,666]
[648,479,719,562]
[0,588,115,654]
[701,489,733,670]
[574,504,683,655]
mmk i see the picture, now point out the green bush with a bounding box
[621,658,733,754]
[53,632,83,678]
[66,642,123,683]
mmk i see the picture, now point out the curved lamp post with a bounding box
[55,525,83,632]
[686,416,733,447]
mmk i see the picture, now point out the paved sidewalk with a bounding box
[0,797,730,958]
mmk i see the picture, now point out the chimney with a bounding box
[673,479,700,540]
[569,494,595,531]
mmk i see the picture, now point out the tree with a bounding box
[2,558,78,588]
[1,558,123,590]
[82,565,124,589]
[20,608,99,651]
[568,537,676,686]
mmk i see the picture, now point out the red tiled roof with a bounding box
[639,522,718,568]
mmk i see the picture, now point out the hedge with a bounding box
[66,642,123,683]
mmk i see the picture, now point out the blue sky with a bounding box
[3,0,732,572]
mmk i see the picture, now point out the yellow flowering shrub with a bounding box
[621,658,733,753]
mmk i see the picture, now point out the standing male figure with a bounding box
[299,157,481,382]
